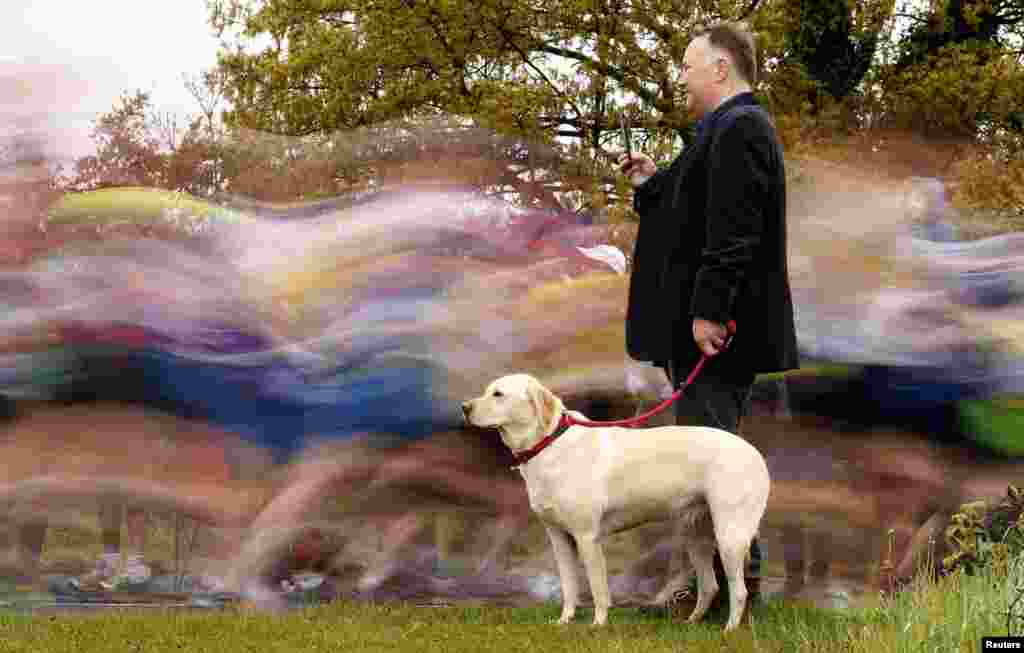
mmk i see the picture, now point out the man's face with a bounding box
[681,37,722,118]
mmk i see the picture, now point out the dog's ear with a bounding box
[527,379,559,428]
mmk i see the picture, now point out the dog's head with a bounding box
[462,374,564,449]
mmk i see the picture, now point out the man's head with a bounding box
[681,22,758,118]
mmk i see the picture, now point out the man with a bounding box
[619,22,799,602]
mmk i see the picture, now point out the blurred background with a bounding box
[1,0,1023,612]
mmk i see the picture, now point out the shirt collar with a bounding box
[694,91,757,140]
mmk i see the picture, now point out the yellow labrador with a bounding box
[462,373,770,631]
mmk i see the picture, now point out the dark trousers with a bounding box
[667,358,762,587]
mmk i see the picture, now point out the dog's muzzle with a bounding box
[461,401,473,420]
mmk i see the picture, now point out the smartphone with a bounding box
[620,114,632,160]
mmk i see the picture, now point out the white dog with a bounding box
[462,373,770,631]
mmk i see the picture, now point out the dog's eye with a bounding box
[492,389,504,398]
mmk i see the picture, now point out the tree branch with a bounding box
[402,0,472,97]
[534,43,664,109]
[539,114,582,127]
[891,11,934,24]
[498,30,587,129]
[736,0,764,21]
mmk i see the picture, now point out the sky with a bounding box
[1,0,225,164]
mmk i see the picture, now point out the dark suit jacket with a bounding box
[625,92,799,376]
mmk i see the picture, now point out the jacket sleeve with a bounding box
[632,167,670,216]
[689,114,771,324]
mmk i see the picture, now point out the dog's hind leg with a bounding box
[714,518,756,632]
[546,525,581,624]
[683,522,720,624]
[708,469,768,631]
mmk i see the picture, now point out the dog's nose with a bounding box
[461,401,472,419]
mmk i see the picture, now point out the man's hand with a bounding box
[693,318,729,356]
[617,153,657,188]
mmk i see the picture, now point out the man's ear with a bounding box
[527,378,559,429]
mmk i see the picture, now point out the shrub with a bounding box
[944,485,1024,576]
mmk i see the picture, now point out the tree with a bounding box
[864,0,1024,140]
[164,118,225,197]
[782,0,892,100]
[895,0,1023,70]
[184,69,230,141]
[70,84,226,198]
[179,69,232,196]
[207,0,772,150]
[70,90,167,190]
[189,0,1024,215]
[204,0,796,212]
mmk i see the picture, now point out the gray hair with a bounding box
[692,22,758,86]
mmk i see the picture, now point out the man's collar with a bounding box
[692,90,757,142]
[701,91,756,123]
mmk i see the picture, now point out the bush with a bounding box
[944,485,1024,576]
[949,151,1024,235]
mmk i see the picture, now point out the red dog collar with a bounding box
[512,413,573,466]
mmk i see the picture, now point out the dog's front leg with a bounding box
[575,533,611,626]
[545,525,580,624]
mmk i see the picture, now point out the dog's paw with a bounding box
[555,615,573,625]
[686,609,709,624]
[724,617,743,632]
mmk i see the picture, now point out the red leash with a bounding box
[564,319,737,429]
[511,320,737,467]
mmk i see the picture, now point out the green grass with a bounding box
[0,598,854,653]
[843,561,1019,653]
[47,188,249,227]
[0,560,1019,653]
